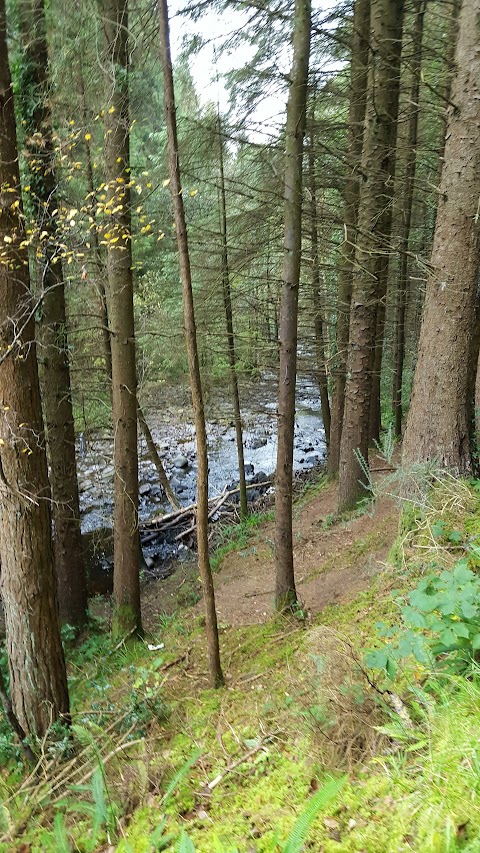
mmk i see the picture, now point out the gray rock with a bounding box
[173,455,189,469]
[101,465,115,480]
[139,483,151,496]
[245,463,255,476]
[251,436,267,449]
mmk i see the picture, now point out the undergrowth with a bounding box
[2,471,480,850]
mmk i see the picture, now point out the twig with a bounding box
[202,733,276,794]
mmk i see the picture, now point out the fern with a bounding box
[161,750,201,806]
[282,775,347,853]
[53,812,71,853]
[176,829,195,853]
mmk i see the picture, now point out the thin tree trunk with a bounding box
[157,0,223,687]
[217,113,248,519]
[0,0,70,737]
[79,65,112,382]
[307,125,330,446]
[137,404,181,510]
[392,0,426,439]
[402,0,480,473]
[18,0,87,627]
[102,0,141,639]
[274,0,311,612]
[328,0,370,475]
[338,0,404,512]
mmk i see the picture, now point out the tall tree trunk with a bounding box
[392,0,426,439]
[308,127,330,446]
[79,64,112,383]
[17,0,87,627]
[402,0,480,473]
[0,0,69,737]
[102,0,141,638]
[157,0,223,687]
[328,0,370,475]
[338,0,404,513]
[274,0,311,612]
[217,113,248,519]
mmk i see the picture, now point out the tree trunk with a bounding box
[402,0,480,473]
[338,0,404,513]
[392,0,426,439]
[328,0,370,475]
[17,0,87,627]
[0,0,70,738]
[307,125,330,446]
[217,113,248,519]
[102,0,142,639]
[137,404,181,511]
[274,0,311,612]
[157,0,224,687]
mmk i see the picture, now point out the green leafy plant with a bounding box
[366,559,480,677]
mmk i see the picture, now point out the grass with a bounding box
[3,474,480,850]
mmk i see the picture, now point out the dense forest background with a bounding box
[1,0,480,849]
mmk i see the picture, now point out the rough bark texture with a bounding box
[18,0,87,626]
[0,0,70,737]
[402,0,480,472]
[274,0,311,612]
[102,0,142,638]
[217,114,248,519]
[308,130,330,446]
[328,0,370,475]
[338,0,404,512]
[392,0,426,438]
[158,0,224,687]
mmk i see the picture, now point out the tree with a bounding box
[391,0,426,438]
[328,0,370,475]
[17,0,87,626]
[102,0,142,638]
[402,0,480,473]
[157,0,224,687]
[338,0,404,512]
[0,0,69,738]
[217,113,248,519]
[274,0,311,612]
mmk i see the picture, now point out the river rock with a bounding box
[173,455,189,469]
[101,465,115,480]
[245,463,254,476]
[250,436,268,449]
[139,483,151,496]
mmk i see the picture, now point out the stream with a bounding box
[79,374,327,591]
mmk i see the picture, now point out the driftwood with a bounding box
[140,480,273,541]
[137,403,181,511]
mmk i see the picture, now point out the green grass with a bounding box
[3,476,480,851]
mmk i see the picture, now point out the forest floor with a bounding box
[4,464,480,852]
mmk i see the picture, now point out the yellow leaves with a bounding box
[140,223,151,234]
[108,105,116,114]
[24,186,30,192]
[0,439,4,446]
[85,133,92,141]
[3,236,12,243]
[157,231,165,241]
[162,178,170,188]
[189,189,198,197]
[3,406,10,412]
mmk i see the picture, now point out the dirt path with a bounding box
[210,480,398,626]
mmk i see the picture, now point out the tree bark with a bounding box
[338,0,404,513]
[18,0,87,627]
[274,0,311,612]
[157,0,223,687]
[391,0,426,439]
[217,113,248,519]
[307,125,330,446]
[402,0,480,473]
[0,0,70,738]
[328,0,370,475]
[102,0,142,639]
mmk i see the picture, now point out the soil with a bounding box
[133,466,399,632]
